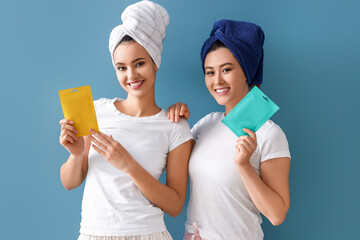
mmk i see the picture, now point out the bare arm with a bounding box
[235,128,290,225]
[127,140,192,216]
[59,119,90,190]
[60,137,90,190]
[89,129,192,217]
[237,157,290,226]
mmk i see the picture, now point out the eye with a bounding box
[206,71,214,76]
[223,68,232,73]
[117,66,126,71]
[136,61,145,67]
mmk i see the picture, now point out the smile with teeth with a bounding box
[215,87,230,95]
[128,80,144,89]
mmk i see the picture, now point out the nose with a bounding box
[127,68,139,81]
[214,72,224,85]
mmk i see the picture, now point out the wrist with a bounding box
[236,161,252,172]
[123,157,139,175]
[69,153,84,162]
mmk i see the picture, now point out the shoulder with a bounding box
[256,120,291,160]
[167,115,193,151]
[152,110,191,133]
[193,112,224,129]
[256,120,286,140]
[94,97,116,106]
[203,112,224,121]
[159,109,190,128]
[93,98,120,118]
[176,117,191,127]
[170,117,191,133]
[191,112,223,139]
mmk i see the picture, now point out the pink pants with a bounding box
[78,231,173,240]
[184,231,202,240]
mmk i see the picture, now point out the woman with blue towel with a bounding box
[167,20,291,239]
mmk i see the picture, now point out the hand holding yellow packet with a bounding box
[59,85,99,137]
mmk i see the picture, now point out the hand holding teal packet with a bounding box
[221,86,279,137]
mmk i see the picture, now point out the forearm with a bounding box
[88,130,190,216]
[60,154,85,190]
[237,163,289,225]
[126,161,186,217]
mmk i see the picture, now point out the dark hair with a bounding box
[208,40,259,90]
[119,35,135,44]
[116,35,157,66]
[208,40,226,53]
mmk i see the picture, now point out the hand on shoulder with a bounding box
[166,102,190,122]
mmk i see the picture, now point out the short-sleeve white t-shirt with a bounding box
[185,112,290,240]
[80,98,193,236]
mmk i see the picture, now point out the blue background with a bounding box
[1,0,359,239]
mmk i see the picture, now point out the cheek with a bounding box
[230,77,247,94]
[143,66,156,82]
[205,79,214,93]
[115,72,126,85]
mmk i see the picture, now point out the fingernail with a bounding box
[69,121,74,124]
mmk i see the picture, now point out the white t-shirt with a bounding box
[185,112,291,240]
[80,98,193,236]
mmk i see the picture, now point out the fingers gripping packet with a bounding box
[221,86,279,137]
[59,85,99,137]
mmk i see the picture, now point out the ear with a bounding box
[154,63,158,72]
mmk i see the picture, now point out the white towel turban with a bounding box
[109,0,170,68]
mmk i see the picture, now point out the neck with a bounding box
[225,103,236,116]
[122,89,160,117]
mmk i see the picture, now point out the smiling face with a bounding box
[204,47,249,113]
[113,41,158,98]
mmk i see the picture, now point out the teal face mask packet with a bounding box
[221,86,279,137]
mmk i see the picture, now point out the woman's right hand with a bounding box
[59,119,85,157]
[166,102,190,122]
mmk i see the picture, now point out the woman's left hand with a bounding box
[234,128,257,167]
[89,129,134,172]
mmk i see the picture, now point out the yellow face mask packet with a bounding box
[58,85,99,137]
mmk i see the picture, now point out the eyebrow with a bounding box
[205,62,234,70]
[115,58,145,66]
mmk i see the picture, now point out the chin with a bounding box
[128,87,154,98]
[211,95,226,105]
[214,98,227,106]
[128,91,147,98]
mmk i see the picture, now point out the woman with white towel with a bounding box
[58,1,192,239]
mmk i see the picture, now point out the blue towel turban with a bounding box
[200,20,265,86]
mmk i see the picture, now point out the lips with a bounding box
[214,87,230,95]
[127,80,144,89]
